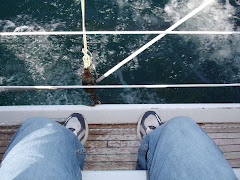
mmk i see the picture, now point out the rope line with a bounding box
[81,0,87,53]
[81,0,93,69]
[82,49,92,69]
[96,0,215,83]
[1,83,240,92]
[1,31,240,36]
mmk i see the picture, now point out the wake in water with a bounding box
[163,0,240,83]
[0,0,239,105]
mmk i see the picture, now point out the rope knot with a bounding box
[82,48,92,69]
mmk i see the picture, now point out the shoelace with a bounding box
[69,128,76,132]
[146,126,156,135]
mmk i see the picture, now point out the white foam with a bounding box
[163,0,239,80]
[119,88,165,104]
[1,0,239,104]
[0,77,4,84]
[0,20,16,31]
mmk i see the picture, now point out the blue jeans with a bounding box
[0,117,86,180]
[136,117,237,180]
[0,117,237,180]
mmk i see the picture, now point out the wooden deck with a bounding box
[0,123,240,169]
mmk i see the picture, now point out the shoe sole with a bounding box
[80,114,89,145]
[137,112,145,141]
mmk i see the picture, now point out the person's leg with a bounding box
[137,116,237,180]
[0,117,86,180]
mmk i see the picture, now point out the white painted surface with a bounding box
[82,169,240,180]
[0,104,240,125]
[234,169,240,180]
[82,170,147,180]
[1,30,239,36]
[2,83,240,92]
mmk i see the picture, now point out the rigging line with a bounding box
[81,0,93,70]
[1,83,240,91]
[80,0,98,77]
[96,0,216,83]
[1,31,239,36]
[81,0,87,53]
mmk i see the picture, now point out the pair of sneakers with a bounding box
[64,111,162,144]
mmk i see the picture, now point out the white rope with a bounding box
[82,49,92,69]
[1,31,239,36]
[1,83,240,91]
[81,0,92,69]
[96,0,215,83]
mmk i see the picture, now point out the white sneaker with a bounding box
[64,113,89,145]
[137,111,162,141]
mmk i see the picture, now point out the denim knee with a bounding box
[22,117,57,129]
[165,116,198,132]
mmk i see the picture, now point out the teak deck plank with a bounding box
[85,147,139,155]
[84,141,108,148]
[89,127,137,135]
[0,123,240,170]
[85,162,136,170]
[224,152,240,160]
[214,139,240,145]
[85,154,138,162]
[108,140,141,148]
[87,134,138,141]
[228,160,240,168]
[208,133,240,139]
[219,145,240,152]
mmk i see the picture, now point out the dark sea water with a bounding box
[0,0,240,105]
